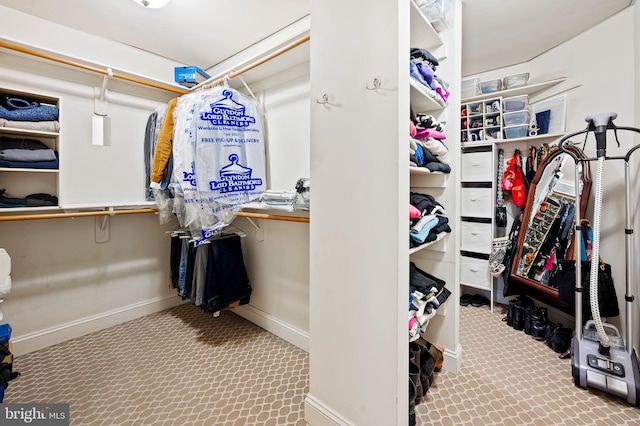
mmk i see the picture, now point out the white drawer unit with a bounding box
[460,185,493,218]
[460,150,493,182]
[460,219,492,254]
[460,252,491,291]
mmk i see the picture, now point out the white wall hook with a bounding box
[366,78,381,90]
[316,94,329,104]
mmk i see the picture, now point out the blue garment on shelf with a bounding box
[0,152,59,169]
[410,216,439,244]
[0,98,59,122]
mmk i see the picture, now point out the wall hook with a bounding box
[366,78,381,90]
[316,94,329,104]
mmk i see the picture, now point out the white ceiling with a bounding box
[0,0,634,78]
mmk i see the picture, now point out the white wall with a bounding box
[466,8,637,332]
[232,71,311,350]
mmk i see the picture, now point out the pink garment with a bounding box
[410,120,417,137]
[436,87,450,103]
[409,204,421,219]
[415,128,447,140]
[408,316,417,330]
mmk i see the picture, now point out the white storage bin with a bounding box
[503,110,530,126]
[479,79,502,94]
[460,255,491,290]
[461,151,493,181]
[460,222,492,254]
[503,72,530,89]
[461,187,492,218]
[461,78,479,99]
[503,95,529,112]
[504,124,529,139]
[417,0,453,32]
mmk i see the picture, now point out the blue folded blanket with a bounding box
[0,152,59,169]
[0,98,59,122]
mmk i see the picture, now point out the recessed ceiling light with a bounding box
[132,0,171,8]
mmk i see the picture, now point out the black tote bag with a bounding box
[554,259,619,317]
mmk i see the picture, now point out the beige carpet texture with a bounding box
[6,302,640,425]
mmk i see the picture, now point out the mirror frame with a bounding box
[509,144,592,308]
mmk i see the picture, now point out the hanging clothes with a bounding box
[169,233,251,314]
[151,86,266,242]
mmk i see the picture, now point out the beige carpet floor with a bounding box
[418,304,640,425]
[5,302,640,425]
[6,303,308,425]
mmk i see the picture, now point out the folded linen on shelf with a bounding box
[0,148,57,162]
[0,152,59,169]
[0,136,50,150]
[0,119,60,133]
[0,98,59,121]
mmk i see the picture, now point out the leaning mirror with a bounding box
[509,144,592,308]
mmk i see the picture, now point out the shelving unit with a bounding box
[408,0,454,334]
[458,76,569,311]
[0,87,60,213]
[461,77,567,104]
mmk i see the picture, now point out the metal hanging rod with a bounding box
[0,208,309,223]
[0,208,158,222]
[0,34,310,95]
[237,211,309,223]
[0,40,189,95]
[199,34,310,89]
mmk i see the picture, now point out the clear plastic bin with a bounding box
[503,110,530,126]
[504,124,529,139]
[503,72,529,89]
[417,0,453,33]
[503,95,529,112]
[478,79,502,94]
[461,78,479,99]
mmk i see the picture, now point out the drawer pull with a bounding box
[471,161,481,166]
[469,268,480,272]
[471,231,479,235]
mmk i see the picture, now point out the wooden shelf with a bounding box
[410,78,447,113]
[0,126,58,138]
[0,167,58,173]
[409,232,448,255]
[461,77,567,103]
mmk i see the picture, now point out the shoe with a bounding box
[530,307,549,341]
[460,293,472,306]
[523,306,533,335]
[506,299,516,327]
[410,359,422,403]
[409,379,417,426]
[470,294,489,307]
[513,305,525,331]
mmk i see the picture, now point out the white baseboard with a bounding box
[231,304,309,352]
[11,295,185,356]
[304,394,355,426]
[443,342,463,374]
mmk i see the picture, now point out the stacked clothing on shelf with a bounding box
[409,112,450,173]
[409,48,450,107]
[259,190,297,211]
[0,97,60,133]
[0,136,58,170]
[169,232,251,315]
[409,192,451,248]
[0,135,59,208]
[408,262,451,341]
[259,179,311,211]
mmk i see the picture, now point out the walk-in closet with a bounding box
[0,0,640,425]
